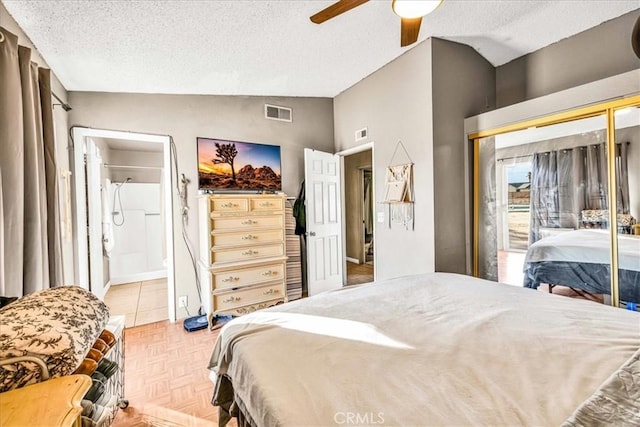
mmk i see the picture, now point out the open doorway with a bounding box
[496,157,531,286]
[71,128,175,327]
[342,147,374,285]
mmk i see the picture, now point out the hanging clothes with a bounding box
[363,171,373,236]
[293,181,306,236]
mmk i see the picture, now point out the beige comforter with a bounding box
[209,273,640,426]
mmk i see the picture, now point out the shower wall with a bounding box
[109,182,166,285]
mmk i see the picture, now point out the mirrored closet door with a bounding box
[472,96,640,309]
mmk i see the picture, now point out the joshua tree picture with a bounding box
[212,142,238,182]
[198,137,281,190]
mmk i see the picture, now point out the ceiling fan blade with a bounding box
[400,17,422,47]
[310,0,369,24]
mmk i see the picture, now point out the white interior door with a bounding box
[86,139,106,300]
[304,148,343,295]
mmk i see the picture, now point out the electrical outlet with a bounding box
[178,296,188,308]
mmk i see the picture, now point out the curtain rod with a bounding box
[51,91,72,111]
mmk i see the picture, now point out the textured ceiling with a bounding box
[3,0,638,97]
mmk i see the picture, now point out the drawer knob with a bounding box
[221,276,239,283]
[242,234,256,240]
[263,289,279,296]
[242,250,258,256]
[221,202,238,208]
[262,270,277,277]
[223,296,241,303]
[259,202,273,207]
[241,220,256,225]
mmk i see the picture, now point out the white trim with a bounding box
[337,142,376,285]
[336,142,374,157]
[346,257,360,264]
[109,270,168,286]
[71,128,89,290]
[162,135,176,323]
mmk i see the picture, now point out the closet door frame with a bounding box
[468,94,640,307]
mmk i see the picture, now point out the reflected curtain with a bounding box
[0,27,63,297]
[529,142,630,244]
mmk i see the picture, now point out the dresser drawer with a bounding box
[214,283,284,312]
[211,243,284,264]
[212,263,285,291]
[250,197,284,212]
[211,229,284,248]
[210,198,249,213]
[210,215,284,231]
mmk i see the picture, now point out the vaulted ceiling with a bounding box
[3,0,638,97]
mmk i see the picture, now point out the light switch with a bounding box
[377,212,384,223]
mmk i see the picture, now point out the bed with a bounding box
[208,272,640,426]
[523,229,640,303]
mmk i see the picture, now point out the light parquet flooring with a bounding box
[113,320,236,427]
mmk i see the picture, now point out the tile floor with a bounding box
[104,278,168,328]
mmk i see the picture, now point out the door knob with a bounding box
[309,231,316,236]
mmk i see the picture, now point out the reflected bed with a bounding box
[208,272,640,426]
[524,229,640,303]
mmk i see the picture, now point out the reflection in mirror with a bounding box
[477,113,625,305]
[613,105,640,309]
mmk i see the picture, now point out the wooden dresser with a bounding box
[198,194,288,325]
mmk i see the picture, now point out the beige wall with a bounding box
[344,150,372,262]
[68,92,334,317]
[496,9,640,108]
[1,3,75,284]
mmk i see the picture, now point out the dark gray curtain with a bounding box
[0,27,63,297]
[615,142,630,214]
[529,142,630,244]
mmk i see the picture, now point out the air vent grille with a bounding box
[265,104,292,122]
[355,127,368,141]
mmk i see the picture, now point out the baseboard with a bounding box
[346,257,360,264]
[110,270,167,285]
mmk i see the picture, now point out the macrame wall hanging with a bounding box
[383,140,414,230]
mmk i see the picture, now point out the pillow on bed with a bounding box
[0,286,109,392]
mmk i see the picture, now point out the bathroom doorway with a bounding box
[71,128,175,326]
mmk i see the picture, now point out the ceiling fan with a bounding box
[310,0,444,47]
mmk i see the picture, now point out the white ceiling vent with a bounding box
[265,104,292,122]
[355,127,368,141]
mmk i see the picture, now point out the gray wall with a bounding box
[1,3,75,285]
[344,149,372,262]
[334,40,435,280]
[334,38,495,279]
[497,9,640,108]
[431,38,496,273]
[68,92,334,317]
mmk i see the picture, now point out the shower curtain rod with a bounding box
[51,91,72,111]
[103,164,162,170]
